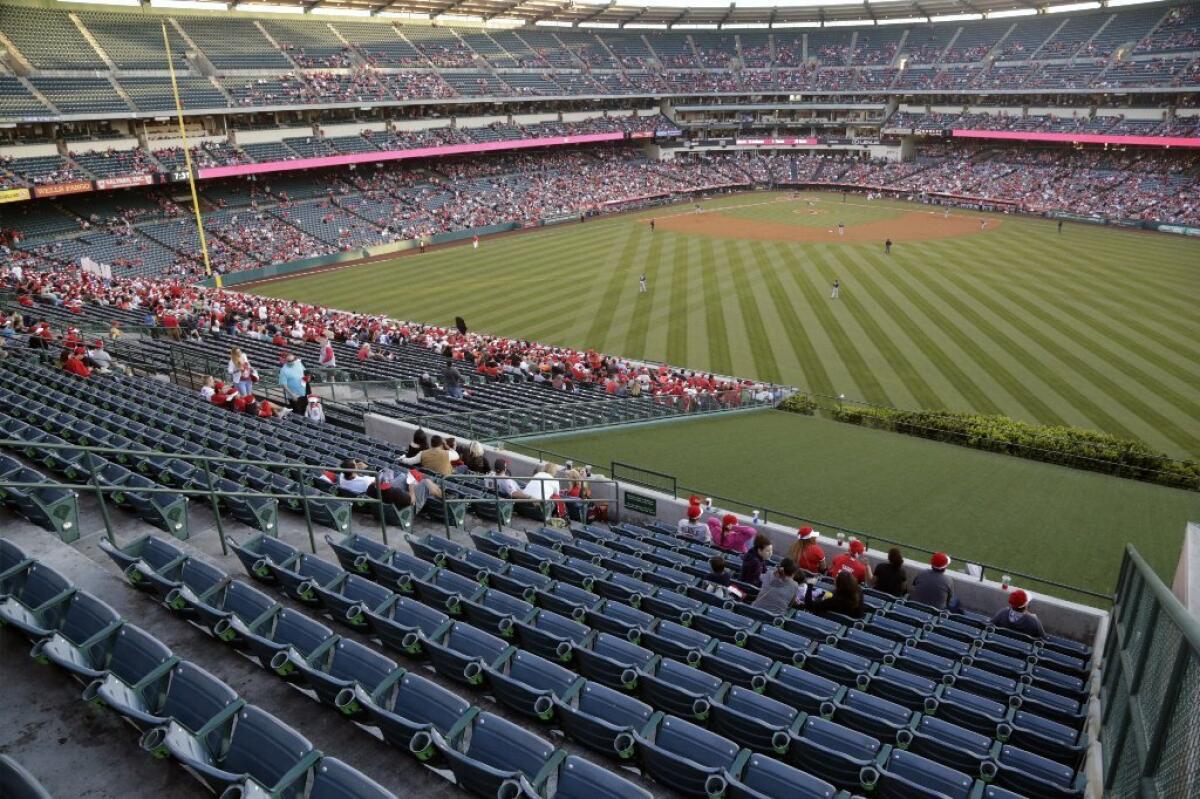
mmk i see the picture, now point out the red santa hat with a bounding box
[686,502,702,520]
[930,552,952,570]
[1008,589,1030,610]
[797,527,818,541]
[91,339,103,348]
[721,513,737,527]
[406,469,424,485]
[848,539,866,555]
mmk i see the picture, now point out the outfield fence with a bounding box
[1100,545,1200,796]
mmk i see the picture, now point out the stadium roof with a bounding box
[72,0,1171,29]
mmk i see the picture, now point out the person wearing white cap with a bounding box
[908,552,956,610]
[305,395,326,424]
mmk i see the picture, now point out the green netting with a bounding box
[1103,545,1200,796]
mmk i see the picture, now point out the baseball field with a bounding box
[250,190,1200,459]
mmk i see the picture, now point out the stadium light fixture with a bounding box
[312,7,372,15]
[825,19,871,26]
[985,7,1037,16]
[377,11,431,19]
[773,21,823,27]
[150,0,229,9]
[534,19,573,26]
[1106,0,1162,6]
[1046,2,1102,13]
[877,16,927,25]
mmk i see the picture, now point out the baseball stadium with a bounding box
[0,0,1198,796]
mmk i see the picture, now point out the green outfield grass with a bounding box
[520,411,1200,602]
[251,190,1200,458]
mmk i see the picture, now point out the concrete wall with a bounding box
[236,126,314,144]
[363,413,1109,644]
[320,121,387,137]
[1172,522,1200,614]
[64,137,139,155]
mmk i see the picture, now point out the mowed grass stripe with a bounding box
[698,237,734,376]
[900,243,1136,436]
[580,226,645,349]
[958,240,1200,453]
[931,248,1163,445]
[735,241,785,383]
[665,234,690,366]
[975,253,1200,405]
[760,241,836,395]
[716,240,765,381]
[848,247,1002,414]
[794,247,892,405]
[872,244,1069,425]
[618,228,665,359]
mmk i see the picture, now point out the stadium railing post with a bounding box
[84,450,116,546]
[200,456,228,557]
[297,472,317,554]
[376,488,389,547]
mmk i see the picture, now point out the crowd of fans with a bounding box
[887,110,1200,137]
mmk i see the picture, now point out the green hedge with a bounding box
[778,394,818,415]
[789,403,1199,490]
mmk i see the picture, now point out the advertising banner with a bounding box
[0,188,31,204]
[95,174,155,190]
[198,132,627,180]
[735,137,819,146]
[32,180,93,198]
[952,129,1200,149]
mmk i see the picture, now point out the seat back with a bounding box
[463,712,554,780]
[591,633,655,668]
[138,537,186,571]
[309,756,395,799]
[508,650,578,695]
[107,624,174,685]
[800,716,881,760]
[654,716,740,769]
[387,672,472,735]
[723,686,799,728]
[269,609,335,655]
[327,639,398,689]
[58,591,121,645]
[881,749,974,799]
[13,563,73,607]
[658,658,723,694]
[179,559,227,596]
[738,753,837,799]
[220,580,277,622]
[575,681,656,728]
[222,706,315,789]
[554,755,652,799]
[445,622,508,660]
[530,609,590,643]
[382,596,451,637]
[163,661,240,735]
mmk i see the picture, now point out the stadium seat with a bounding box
[94,659,243,739]
[369,550,439,593]
[76,623,178,700]
[424,621,515,686]
[699,641,776,688]
[0,755,52,799]
[486,563,553,598]
[311,572,395,629]
[710,685,804,753]
[325,533,390,574]
[484,649,586,720]
[728,753,840,799]
[98,535,186,595]
[763,663,844,714]
[592,572,656,605]
[806,643,873,685]
[828,689,917,741]
[230,607,337,675]
[635,715,750,797]
[866,748,975,799]
[310,756,398,799]
[898,715,996,775]
[935,686,1012,737]
[362,670,476,757]
[745,624,813,666]
[782,610,842,642]
[548,754,653,799]
[230,533,300,583]
[265,552,344,604]
[989,744,1086,799]
[364,595,453,657]
[1006,710,1088,767]
[555,680,661,760]
[640,658,727,721]
[0,561,77,637]
[292,637,403,715]
[574,632,659,691]
[154,705,321,797]
[461,588,538,637]
[584,599,656,640]
[0,539,32,580]
[434,711,563,798]
[691,605,759,643]
[188,579,279,640]
[29,591,124,678]
[514,608,593,663]
[413,567,487,614]
[866,665,940,711]
[787,715,882,789]
[640,618,716,664]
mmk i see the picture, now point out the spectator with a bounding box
[708,513,756,553]
[227,347,251,395]
[991,588,1046,638]
[909,552,957,610]
[443,358,465,399]
[486,459,522,497]
[418,372,441,396]
[517,462,561,501]
[368,467,442,514]
[788,527,827,574]
[400,429,429,465]
[829,539,873,584]
[676,496,708,540]
[740,533,773,587]
[60,347,91,378]
[317,336,336,369]
[200,376,217,401]
[704,556,732,590]
[336,459,376,495]
[86,339,114,373]
[872,548,908,597]
[278,353,307,413]
[418,434,454,476]
[802,571,866,619]
[751,558,801,614]
[462,441,490,473]
[304,395,326,423]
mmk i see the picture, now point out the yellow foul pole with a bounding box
[161,22,219,287]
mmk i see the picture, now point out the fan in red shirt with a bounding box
[788,527,827,574]
[60,348,92,378]
[829,539,873,584]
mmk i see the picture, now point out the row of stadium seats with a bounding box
[92,524,1091,798]
[0,540,397,798]
[1,5,1194,73]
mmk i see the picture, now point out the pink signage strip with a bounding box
[952,129,1200,149]
[199,132,627,180]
